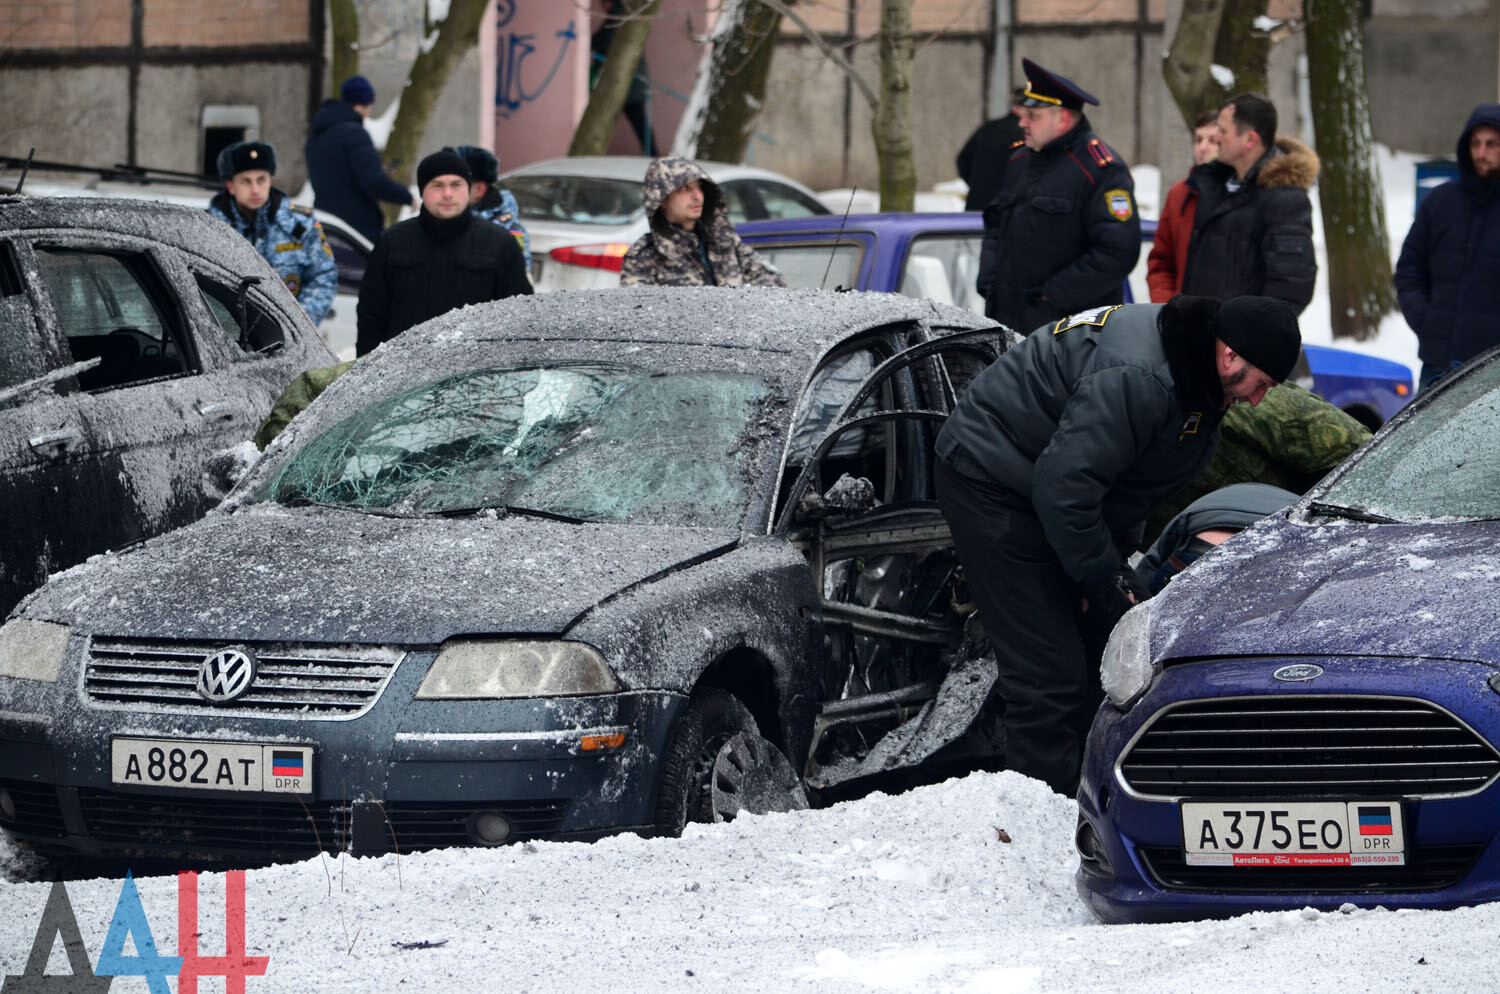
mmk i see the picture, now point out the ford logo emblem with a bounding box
[1273,663,1324,683]
[196,647,258,704]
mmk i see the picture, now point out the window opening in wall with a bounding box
[201,105,261,179]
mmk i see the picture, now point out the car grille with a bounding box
[1120,695,1500,799]
[0,779,68,840]
[1139,843,1483,893]
[82,638,405,719]
[381,799,571,851]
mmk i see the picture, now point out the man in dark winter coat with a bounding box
[934,295,1302,795]
[1180,93,1319,313]
[1394,104,1500,391]
[956,88,1025,212]
[976,58,1140,334]
[356,150,532,356]
[306,75,417,243]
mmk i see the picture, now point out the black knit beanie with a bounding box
[416,150,472,192]
[1215,295,1302,383]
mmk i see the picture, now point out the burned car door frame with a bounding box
[777,327,1012,788]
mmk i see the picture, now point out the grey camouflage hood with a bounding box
[643,156,725,235]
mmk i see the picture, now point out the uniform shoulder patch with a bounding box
[1087,138,1115,168]
[288,203,313,215]
[1052,305,1121,333]
[1104,188,1134,221]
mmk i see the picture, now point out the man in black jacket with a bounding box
[934,295,1302,795]
[306,76,417,243]
[976,59,1140,334]
[956,88,1025,212]
[1180,93,1319,313]
[1394,103,1500,390]
[356,150,533,356]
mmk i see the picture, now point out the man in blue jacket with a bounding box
[934,295,1301,795]
[208,141,337,325]
[1395,104,1500,391]
[306,76,417,243]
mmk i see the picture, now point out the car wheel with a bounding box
[710,731,809,822]
[653,688,759,835]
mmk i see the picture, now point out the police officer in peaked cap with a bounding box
[976,57,1141,335]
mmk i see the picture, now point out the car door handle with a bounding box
[196,402,236,421]
[28,429,82,457]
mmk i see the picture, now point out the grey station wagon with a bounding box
[0,195,335,616]
[0,286,1013,864]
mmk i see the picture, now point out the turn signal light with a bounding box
[579,731,627,752]
[1396,383,1410,396]
[549,243,630,271]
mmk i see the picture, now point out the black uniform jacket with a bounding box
[936,302,1225,590]
[1181,137,1319,313]
[356,209,532,356]
[976,116,1141,335]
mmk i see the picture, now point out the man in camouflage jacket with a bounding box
[450,145,532,274]
[208,141,338,326]
[620,156,785,288]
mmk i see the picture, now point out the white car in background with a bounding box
[501,156,831,292]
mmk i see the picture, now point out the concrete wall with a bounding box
[1366,3,1500,156]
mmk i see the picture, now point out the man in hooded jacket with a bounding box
[306,76,417,243]
[934,295,1302,795]
[1394,104,1500,390]
[619,157,785,288]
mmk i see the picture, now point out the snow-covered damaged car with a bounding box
[1076,344,1500,922]
[0,286,1016,863]
[0,195,335,617]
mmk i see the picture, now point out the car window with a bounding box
[1317,359,1500,521]
[35,248,191,391]
[744,242,863,292]
[321,225,367,295]
[507,175,643,226]
[719,182,756,225]
[197,277,285,355]
[256,363,768,528]
[753,181,828,219]
[899,234,985,314]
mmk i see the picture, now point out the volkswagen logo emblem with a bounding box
[1272,663,1324,683]
[197,647,258,703]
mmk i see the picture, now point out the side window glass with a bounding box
[35,248,190,392]
[197,278,285,356]
[748,243,862,291]
[719,182,755,225]
[756,182,824,220]
[899,235,986,314]
[322,227,367,295]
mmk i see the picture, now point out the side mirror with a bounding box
[202,443,258,501]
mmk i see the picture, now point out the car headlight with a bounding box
[416,640,621,699]
[0,619,71,683]
[1099,600,1155,709]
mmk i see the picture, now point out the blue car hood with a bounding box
[1150,512,1500,664]
[22,504,739,644]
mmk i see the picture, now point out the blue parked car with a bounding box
[1075,344,1500,922]
[738,212,1412,426]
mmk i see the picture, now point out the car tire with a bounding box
[653,688,758,836]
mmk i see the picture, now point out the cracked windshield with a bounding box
[256,363,767,526]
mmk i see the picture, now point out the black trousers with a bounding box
[934,458,1104,796]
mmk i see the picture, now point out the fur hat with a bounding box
[340,75,376,105]
[216,141,276,181]
[1216,295,1302,383]
[416,149,472,191]
[450,145,499,185]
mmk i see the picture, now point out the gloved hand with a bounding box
[1081,576,1134,645]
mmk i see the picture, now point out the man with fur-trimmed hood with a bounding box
[1180,93,1319,313]
[620,156,785,288]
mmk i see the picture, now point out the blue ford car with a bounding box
[738,212,1412,426]
[1075,344,1500,922]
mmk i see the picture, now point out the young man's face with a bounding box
[1215,106,1260,177]
[1192,123,1220,166]
[1470,125,1500,179]
[226,170,272,212]
[1019,106,1073,150]
[422,175,470,219]
[661,179,705,226]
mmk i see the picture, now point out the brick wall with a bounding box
[4,0,132,48]
[142,0,311,47]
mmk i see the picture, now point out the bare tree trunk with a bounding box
[674,1,784,163]
[328,0,360,90]
[1162,0,1268,130]
[1306,0,1397,340]
[571,0,662,156]
[872,0,915,211]
[380,0,491,210]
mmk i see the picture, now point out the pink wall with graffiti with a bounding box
[493,1,713,168]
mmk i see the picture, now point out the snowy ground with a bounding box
[1,148,1484,991]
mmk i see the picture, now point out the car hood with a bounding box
[23,504,739,644]
[1150,512,1500,664]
